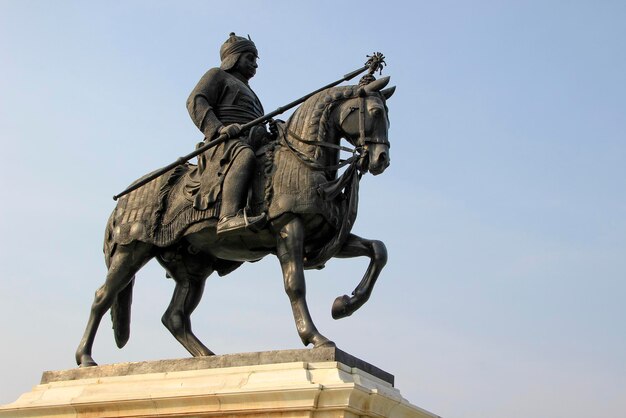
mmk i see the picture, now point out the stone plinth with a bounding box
[0,348,439,418]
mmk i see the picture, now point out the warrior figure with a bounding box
[187,32,268,236]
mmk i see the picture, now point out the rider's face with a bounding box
[235,52,258,80]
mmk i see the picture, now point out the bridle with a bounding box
[282,90,388,175]
[355,89,391,148]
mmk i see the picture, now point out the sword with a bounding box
[113,53,385,201]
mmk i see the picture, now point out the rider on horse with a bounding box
[75,42,394,367]
[186,32,269,236]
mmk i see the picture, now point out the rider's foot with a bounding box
[217,211,266,236]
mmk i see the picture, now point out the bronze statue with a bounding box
[75,34,395,367]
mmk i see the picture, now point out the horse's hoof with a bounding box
[310,334,335,348]
[77,355,98,368]
[196,348,216,357]
[315,339,336,348]
[331,295,352,319]
[79,362,97,368]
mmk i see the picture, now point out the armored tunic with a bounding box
[186,67,265,211]
[187,67,264,140]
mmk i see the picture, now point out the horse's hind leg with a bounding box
[157,248,214,356]
[331,233,387,319]
[277,217,334,348]
[75,242,153,367]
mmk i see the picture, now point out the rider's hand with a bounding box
[268,119,281,140]
[218,123,242,138]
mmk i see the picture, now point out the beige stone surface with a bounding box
[41,347,394,386]
[0,360,439,418]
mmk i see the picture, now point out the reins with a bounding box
[280,90,382,174]
[283,127,360,173]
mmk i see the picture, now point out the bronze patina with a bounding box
[75,34,395,367]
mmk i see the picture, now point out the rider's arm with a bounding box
[186,68,225,140]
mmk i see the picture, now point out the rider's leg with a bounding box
[217,147,265,235]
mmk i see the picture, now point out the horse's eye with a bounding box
[371,108,382,117]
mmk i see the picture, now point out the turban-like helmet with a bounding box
[220,32,258,71]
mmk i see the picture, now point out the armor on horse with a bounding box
[75,75,395,367]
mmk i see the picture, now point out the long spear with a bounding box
[113,53,385,201]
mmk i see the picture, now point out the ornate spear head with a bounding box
[359,52,386,86]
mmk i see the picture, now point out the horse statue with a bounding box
[75,76,396,367]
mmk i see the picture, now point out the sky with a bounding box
[1,1,625,417]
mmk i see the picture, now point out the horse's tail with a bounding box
[104,209,134,349]
[111,278,134,348]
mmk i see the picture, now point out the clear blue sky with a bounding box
[1,1,625,417]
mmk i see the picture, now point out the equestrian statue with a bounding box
[76,33,395,367]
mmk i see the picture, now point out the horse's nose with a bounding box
[370,151,389,175]
[377,152,389,167]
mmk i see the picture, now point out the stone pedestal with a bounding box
[0,348,439,418]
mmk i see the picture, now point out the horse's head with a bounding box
[336,77,395,175]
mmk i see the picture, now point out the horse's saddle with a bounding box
[110,139,345,252]
[110,147,271,248]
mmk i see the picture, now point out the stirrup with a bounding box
[217,210,266,236]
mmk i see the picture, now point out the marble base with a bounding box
[0,348,439,418]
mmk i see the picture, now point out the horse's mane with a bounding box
[287,85,360,158]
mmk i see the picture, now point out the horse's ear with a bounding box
[364,76,390,93]
[381,86,396,100]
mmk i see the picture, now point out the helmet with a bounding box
[219,32,258,71]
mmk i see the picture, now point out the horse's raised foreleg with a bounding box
[277,217,335,348]
[75,242,153,367]
[331,233,387,319]
[157,249,214,357]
